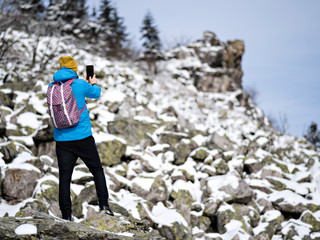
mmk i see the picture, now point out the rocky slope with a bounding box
[0,30,320,240]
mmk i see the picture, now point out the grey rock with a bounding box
[107,116,157,146]
[146,176,168,203]
[0,141,18,163]
[205,175,253,204]
[3,168,40,201]
[203,198,222,217]
[79,184,98,205]
[206,132,234,151]
[157,222,192,240]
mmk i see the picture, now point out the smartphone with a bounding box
[86,65,94,81]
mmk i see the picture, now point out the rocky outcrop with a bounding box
[0,208,160,240]
[168,31,245,93]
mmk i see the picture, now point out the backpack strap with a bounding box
[49,85,58,128]
[63,79,87,114]
[80,101,86,113]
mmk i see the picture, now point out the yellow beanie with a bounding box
[59,56,78,73]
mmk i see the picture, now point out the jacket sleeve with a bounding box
[84,82,101,99]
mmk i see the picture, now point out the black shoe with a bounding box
[101,205,114,216]
[62,216,72,221]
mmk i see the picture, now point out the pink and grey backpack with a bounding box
[47,79,85,128]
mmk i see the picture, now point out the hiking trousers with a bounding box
[55,135,109,219]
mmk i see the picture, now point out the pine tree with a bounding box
[108,10,127,58]
[45,0,88,36]
[98,0,127,58]
[305,122,320,147]
[99,0,114,27]
[19,0,45,17]
[140,11,162,74]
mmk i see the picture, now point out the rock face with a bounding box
[170,31,245,93]
[0,208,159,240]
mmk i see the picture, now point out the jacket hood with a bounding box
[53,67,78,82]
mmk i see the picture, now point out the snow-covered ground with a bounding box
[0,29,320,239]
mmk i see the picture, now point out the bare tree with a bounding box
[269,112,289,134]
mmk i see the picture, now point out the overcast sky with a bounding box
[89,0,320,137]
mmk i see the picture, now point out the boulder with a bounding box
[78,184,98,205]
[16,200,49,216]
[35,180,83,219]
[268,190,320,214]
[206,132,234,151]
[203,198,222,217]
[281,219,312,240]
[244,158,262,174]
[82,211,159,239]
[0,141,18,163]
[0,90,14,109]
[216,203,251,234]
[157,222,192,240]
[107,117,157,146]
[146,176,168,203]
[212,158,229,175]
[205,174,253,204]
[3,168,40,201]
[197,216,211,232]
[174,140,197,165]
[139,150,162,172]
[300,210,320,232]
[159,132,188,147]
[32,119,54,147]
[0,115,6,137]
[97,139,126,166]
[191,147,210,161]
[253,210,283,238]
[172,189,195,224]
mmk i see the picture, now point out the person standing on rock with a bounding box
[47,56,114,220]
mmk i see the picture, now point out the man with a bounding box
[48,56,113,220]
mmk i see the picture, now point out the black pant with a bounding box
[56,135,109,219]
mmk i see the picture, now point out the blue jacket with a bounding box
[49,67,101,141]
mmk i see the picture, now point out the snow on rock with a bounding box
[15,223,37,235]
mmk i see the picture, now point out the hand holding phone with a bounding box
[86,65,94,82]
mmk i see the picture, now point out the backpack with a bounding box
[47,79,85,128]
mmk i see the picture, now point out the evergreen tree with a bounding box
[99,0,127,58]
[305,122,320,147]
[108,10,127,58]
[99,0,114,27]
[19,0,45,17]
[140,11,162,74]
[45,0,88,36]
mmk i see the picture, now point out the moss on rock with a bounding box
[98,139,126,166]
[262,156,290,174]
[191,148,210,161]
[301,210,320,232]
[213,158,229,175]
[158,222,192,240]
[266,177,287,191]
[36,180,83,218]
[107,117,157,146]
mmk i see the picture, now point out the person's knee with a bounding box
[89,164,104,175]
